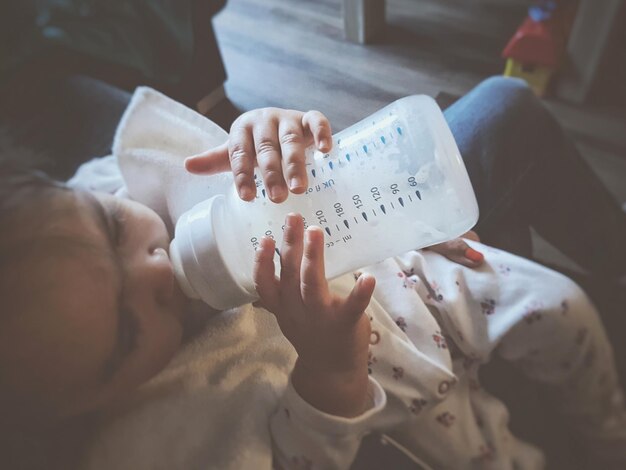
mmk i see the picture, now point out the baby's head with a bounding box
[0,164,188,429]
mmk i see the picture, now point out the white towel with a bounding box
[114,86,233,229]
[79,88,297,470]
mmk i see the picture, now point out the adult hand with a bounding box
[426,231,484,268]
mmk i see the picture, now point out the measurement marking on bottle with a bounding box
[408,194,413,202]
[344,219,350,229]
[380,136,386,144]
[372,209,377,217]
[346,153,351,162]
[325,227,331,236]
[380,204,386,214]
[398,197,405,207]
[353,216,359,224]
[390,202,395,209]
[335,224,340,231]
[326,235,352,248]
[363,145,368,154]
[329,161,334,170]
[311,169,316,178]
[261,189,266,198]
[362,212,368,221]
[397,127,403,135]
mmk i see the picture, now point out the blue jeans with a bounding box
[445,77,626,278]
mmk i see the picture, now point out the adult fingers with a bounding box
[184,142,231,175]
[302,110,333,153]
[253,236,280,312]
[228,124,257,201]
[280,214,305,308]
[300,226,330,309]
[253,117,288,203]
[428,238,484,268]
[463,230,480,242]
[341,274,376,321]
[278,119,308,194]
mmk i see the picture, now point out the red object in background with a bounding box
[503,17,561,66]
[502,4,576,67]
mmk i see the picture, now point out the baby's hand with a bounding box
[185,108,332,203]
[254,213,375,417]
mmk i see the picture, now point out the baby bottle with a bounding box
[170,95,479,310]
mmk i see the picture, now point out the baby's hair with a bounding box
[0,156,69,261]
[0,157,80,425]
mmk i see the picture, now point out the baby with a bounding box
[1,103,625,470]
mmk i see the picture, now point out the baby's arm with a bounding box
[254,214,385,469]
[255,214,375,417]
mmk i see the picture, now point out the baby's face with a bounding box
[0,189,189,422]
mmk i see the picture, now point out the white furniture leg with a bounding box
[556,0,623,103]
[343,0,386,44]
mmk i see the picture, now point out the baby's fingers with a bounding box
[185,142,231,175]
[341,274,376,321]
[300,226,330,309]
[302,111,332,153]
[280,214,305,307]
[253,237,280,312]
[228,125,260,201]
[278,119,308,193]
[254,120,288,203]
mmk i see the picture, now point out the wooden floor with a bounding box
[212,0,626,272]
[212,2,626,468]
[214,0,530,128]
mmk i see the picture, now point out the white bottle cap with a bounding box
[169,195,258,310]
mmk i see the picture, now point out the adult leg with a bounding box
[0,75,131,180]
[444,77,626,278]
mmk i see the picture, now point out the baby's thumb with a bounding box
[342,274,376,320]
[185,142,231,174]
